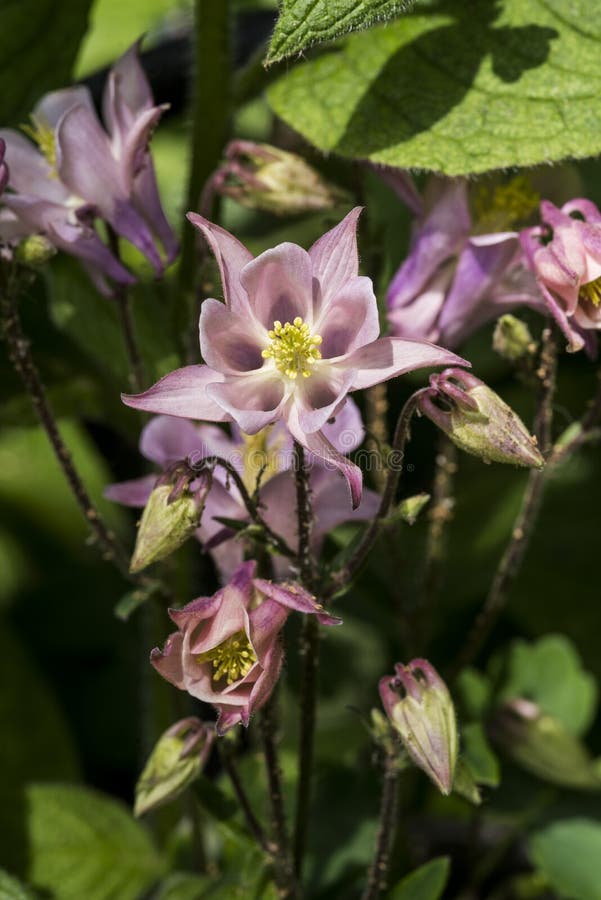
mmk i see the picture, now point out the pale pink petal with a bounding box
[295,366,356,434]
[240,243,313,328]
[169,592,223,630]
[139,415,207,466]
[150,632,185,689]
[259,472,298,552]
[316,275,380,357]
[341,337,468,391]
[187,213,253,312]
[133,160,179,264]
[244,642,284,726]
[0,129,68,202]
[103,40,153,138]
[199,298,266,373]
[321,396,365,454]
[308,207,362,314]
[104,474,156,507]
[206,373,287,434]
[248,598,289,662]
[254,579,341,626]
[35,86,95,129]
[311,469,380,537]
[122,365,231,421]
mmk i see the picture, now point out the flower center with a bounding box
[197,631,257,685]
[579,276,601,307]
[474,175,539,232]
[261,316,322,379]
[21,114,58,177]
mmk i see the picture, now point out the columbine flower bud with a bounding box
[493,314,537,362]
[417,368,544,468]
[379,659,458,795]
[129,468,211,573]
[209,140,349,216]
[489,699,601,790]
[15,234,57,267]
[134,717,213,817]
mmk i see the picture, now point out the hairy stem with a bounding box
[292,443,319,877]
[448,328,558,679]
[361,752,400,900]
[178,0,231,338]
[260,698,298,899]
[220,743,271,855]
[328,392,422,597]
[0,269,131,578]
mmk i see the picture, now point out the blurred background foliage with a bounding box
[1,0,601,897]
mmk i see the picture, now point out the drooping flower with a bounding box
[122,208,466,506]
[152,560,340,733]
[379,659,458,795]
[105,401,380,580]
[0,41,177,293]
[521,198,601,353]
[386,176,545,349]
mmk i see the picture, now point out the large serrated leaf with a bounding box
[266,0,414,64]
[529,819,601,900]
[26,784,164,900]
[268,0,601,175]
[0,0,93,125]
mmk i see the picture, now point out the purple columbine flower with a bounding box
[521,198,601,353]
[0,40,177,293]
[151,560,340,733]
[105,401,380,580]
[122,208,466,506]
[386,176,545,349]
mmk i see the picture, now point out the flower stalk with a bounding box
[361,749,401,900]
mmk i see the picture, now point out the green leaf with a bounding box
[461,723,500,788]
[455,668,493,720]
[498,634,597,737]
[266,0,414,64]
[452,759,481,806]
[0,0,93,124]
[529,818,601,900]
[0,869,37,899]
[26,784,163,900]
[388,856,450,900]
[268,0,601,175]
[154,872,212,900]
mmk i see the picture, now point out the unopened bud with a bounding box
[15,234,56,267]
[379,659,458,795]
[210,140,349,216]
[418,368,544,469]
[493,315,537,362]
[489,698,601,790]
[130,472,210,573]
[134,717,214,817]
[397,493,430,525]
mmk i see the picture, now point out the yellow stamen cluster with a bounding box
[197,631,257,685]
[262,316,322,379]
[580,276,601,308]
[21,114,57,176]
[474,175,540,232]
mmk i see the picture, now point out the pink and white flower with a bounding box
[521,198,601,353]
[122,208,466,505]
[152,560,340,733]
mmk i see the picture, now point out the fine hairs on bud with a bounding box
[417,368,544,469]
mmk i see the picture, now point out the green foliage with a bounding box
[269,0,601,175]
[26,784,164,900]
[388,857,450,899]
[0,869,37,900]
[266,0,414,64]
[498,634,597,737]
[154,873,213,900]
[461,723,500,788]
[0,0,92,125]
[529,818,601,900]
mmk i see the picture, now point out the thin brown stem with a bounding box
[259,698,298,899]
[448,328,558,679]
[0,269,131,578]
[219,743,271,855]
[327,392,422,597]
[361,752,400,900]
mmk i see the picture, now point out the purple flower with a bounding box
[122,209,466,506]
[151,560,340,733]
[105,402,380,580]
[521,198,601,353]
[386,178,545,349]
[0,138,8,196]
[0,41,177,293]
